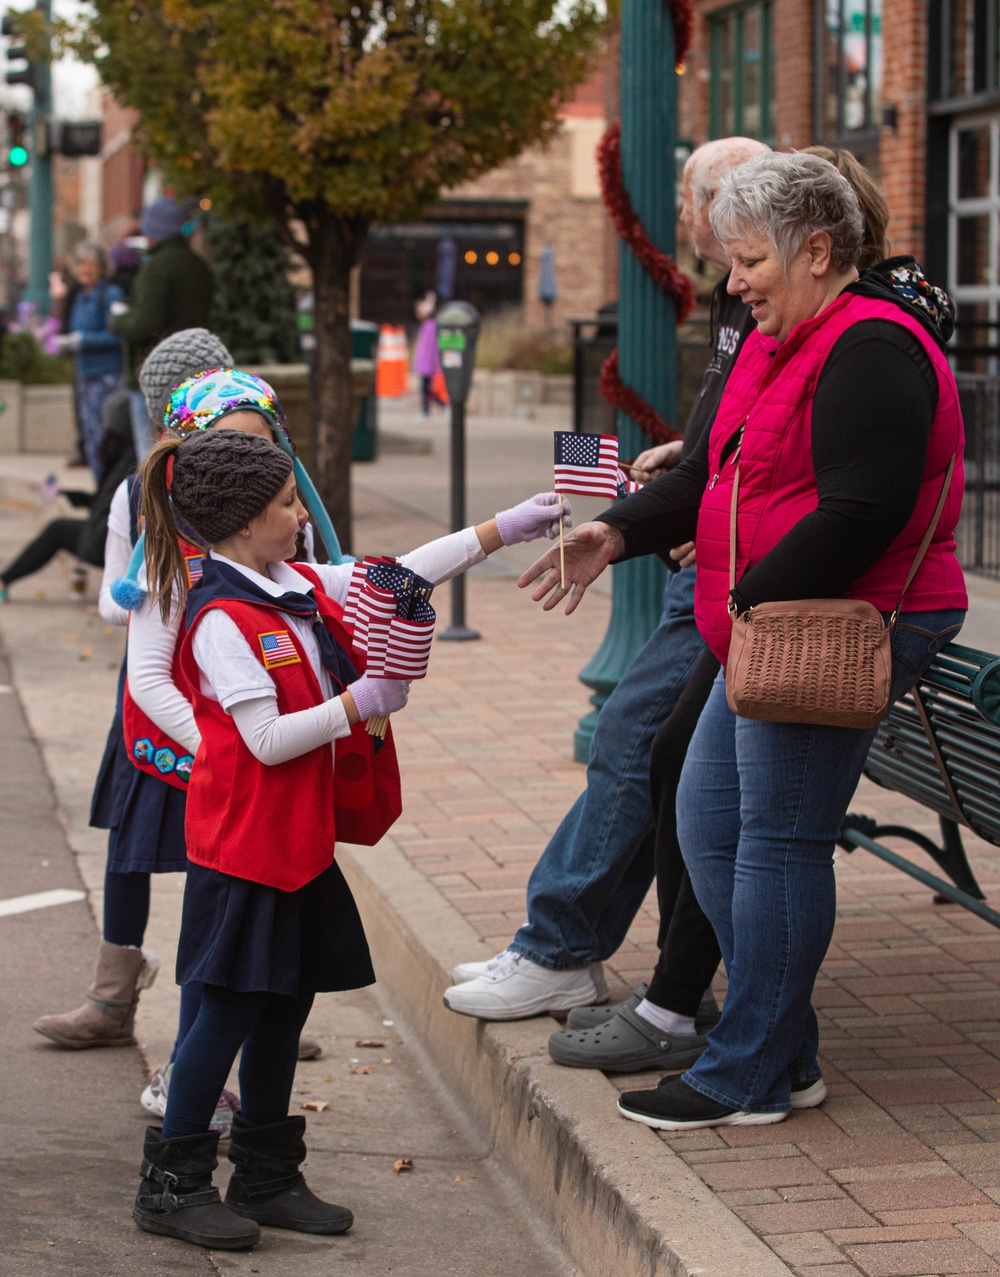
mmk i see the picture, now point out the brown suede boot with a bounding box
[33,940,158,1048]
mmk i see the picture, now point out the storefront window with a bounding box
[815,0,883,141]
[709,2,773,143]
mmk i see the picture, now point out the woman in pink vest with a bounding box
[520,152,967,1131]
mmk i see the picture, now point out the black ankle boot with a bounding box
[225,1113,353,1235]
[133,1126,260,1250]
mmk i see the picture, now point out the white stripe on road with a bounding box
[0,888,86,918]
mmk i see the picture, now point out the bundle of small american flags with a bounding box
[342,557,436,737]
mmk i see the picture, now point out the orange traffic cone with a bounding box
[376,325,410,397]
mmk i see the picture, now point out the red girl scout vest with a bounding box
[178,562,402,892]
[122,527,206,791]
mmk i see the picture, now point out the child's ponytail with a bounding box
[140,435,188,623]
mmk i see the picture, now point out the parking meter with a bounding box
[436,301,480,406]
[436,302,482,641]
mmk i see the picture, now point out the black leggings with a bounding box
[647,646,723,1017]
[162,984,315,1138]
[1,518,83,587]
[103,868,150,948]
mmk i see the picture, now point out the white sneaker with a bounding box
[140,1062,172,1117]
[451,951,510,982]
[443,951,609,1020]
[452,949,609,1001]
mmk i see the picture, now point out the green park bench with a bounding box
[840,642,1000,929]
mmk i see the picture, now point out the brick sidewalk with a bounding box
[357,482,1000,1277]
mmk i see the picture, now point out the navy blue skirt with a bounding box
[176,860,374,998]
[90,658,189,875]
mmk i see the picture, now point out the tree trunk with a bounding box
[308,213,368,556]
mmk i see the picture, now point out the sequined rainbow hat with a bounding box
[164,367,290,439]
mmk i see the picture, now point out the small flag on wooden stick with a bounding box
[553,432,619,500]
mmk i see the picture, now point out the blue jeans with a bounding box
[129,390,153,461]
[511,567,706,969]
[76,369,122,482]
[677,608,965,1113]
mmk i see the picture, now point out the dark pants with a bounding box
[162,984,315,1138]
[1,518,83,587]
[646,645,723,1017]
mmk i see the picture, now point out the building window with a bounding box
[709,2,774,143]
[814,0,883,143]
[932,0,1000,102]
[949,113,1000,370]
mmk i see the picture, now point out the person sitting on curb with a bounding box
[442,139,769,1073]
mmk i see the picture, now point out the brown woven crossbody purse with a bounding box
[725,451,955,729]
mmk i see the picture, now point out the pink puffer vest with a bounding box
[694,292,967,664]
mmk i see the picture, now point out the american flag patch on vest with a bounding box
[184,554,205,586]
[258,630,300,669]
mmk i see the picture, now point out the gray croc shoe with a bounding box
[548,1004,709,1073]
[566,984,647,1030]
[568,986,721,1034]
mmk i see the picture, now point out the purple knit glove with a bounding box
[495,492,573,546]
[347,675,410,721]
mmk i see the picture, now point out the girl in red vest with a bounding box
[128,417,568,1250]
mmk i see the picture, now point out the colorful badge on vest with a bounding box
[258,630,301,669]
[185,553,205,587]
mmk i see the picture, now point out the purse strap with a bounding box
[728,445,957,621]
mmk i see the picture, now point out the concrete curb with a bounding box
[338,839,793,1277]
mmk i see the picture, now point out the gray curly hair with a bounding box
[708,151,865,273]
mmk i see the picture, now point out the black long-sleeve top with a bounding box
[598,315,939,612]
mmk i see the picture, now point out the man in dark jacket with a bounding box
[110,197,214,459]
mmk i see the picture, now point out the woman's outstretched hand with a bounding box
[495,492,572,545]
[517,521,619,614]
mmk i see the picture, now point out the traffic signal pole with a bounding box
[25,0,52,309]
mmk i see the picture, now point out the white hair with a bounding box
[708,151,864,272]
[686,137,771,211]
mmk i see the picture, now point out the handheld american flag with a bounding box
[383,594,436,680]
[554,432,619,500]
[342,556,383,628]
[41,474,62,501]
[616,467,644,500]
[354,582,396,671]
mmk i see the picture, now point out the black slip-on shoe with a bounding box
[617,1076,789,1131]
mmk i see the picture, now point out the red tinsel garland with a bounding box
[597,0,694,445]
[600,350,680,443]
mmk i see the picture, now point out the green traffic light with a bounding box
[7,144,28,167]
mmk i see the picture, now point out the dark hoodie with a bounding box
[598,257,958,612]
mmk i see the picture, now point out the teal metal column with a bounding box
[25,0,52,310]
[574,0,679,762]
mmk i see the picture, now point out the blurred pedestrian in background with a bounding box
[110,197,215,461]
[412,290,445,418]
[54,243,126,482]
[0,390,135,601]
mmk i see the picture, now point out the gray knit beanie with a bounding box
[139,328,234,420]
[171,430,293,545]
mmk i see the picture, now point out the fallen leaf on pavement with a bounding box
[78,648,92,661]
[351,1065,375,1075]
[324,1074,332,1083]
[356,1038,385,1048]
[300,1100,329,1112]
[455,1176,463,1183]
[393,1158,414,1174]
[382,1058,393,1064]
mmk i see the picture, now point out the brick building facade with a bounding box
[679,0,999,363]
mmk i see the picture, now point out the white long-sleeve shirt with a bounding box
[130,526,486,766]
